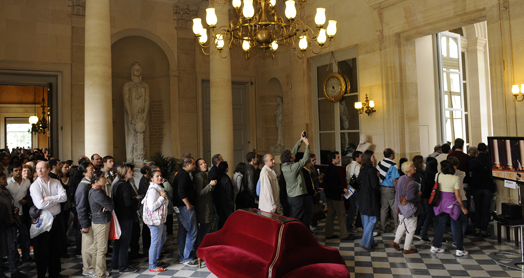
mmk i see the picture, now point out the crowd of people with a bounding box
[0,135,497,278]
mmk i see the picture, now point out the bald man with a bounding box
[30,161,67,278]
[258,154,279,213]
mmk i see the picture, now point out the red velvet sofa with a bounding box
[197,208,349,278]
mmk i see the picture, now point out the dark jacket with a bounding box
[323,163,344,201]
[88,187,113,224]
[469,153,496,191]
[244,164,258,200]
[173,169,197,207]
[301,167,315,196]
[194,171,214,224]
[214,173,235,218]
[75,178,92,228]
[208,165,219,183]
[112,179,138,222]
[448,150,472,184]
[357,166,380,216]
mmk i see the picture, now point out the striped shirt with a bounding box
[377,158,396,183]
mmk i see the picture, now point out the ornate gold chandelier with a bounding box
[191,0,337,59]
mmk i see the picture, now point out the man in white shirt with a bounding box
[436,143,451,172]
[258,154,279,213]
[345,151,362,233]
[6,162,32,263]
[30,161,67,278]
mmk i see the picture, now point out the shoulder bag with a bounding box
[428,173,441,206]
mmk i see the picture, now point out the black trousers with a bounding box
[129,221,140,257]
[141,222,150,253]
[288,194,313,228]
[33,213,64,278]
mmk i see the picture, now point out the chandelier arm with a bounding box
[200,46,217,56]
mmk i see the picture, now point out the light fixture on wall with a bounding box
[192,0,337,59]
[28,87,49,134]
[354,94,376,116]
[512,84,524,102]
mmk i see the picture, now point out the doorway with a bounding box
[202,81,250,166]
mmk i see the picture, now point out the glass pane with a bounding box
[6,124,32,150]
[453,118,463,139]
[445,116,453,143]
[450,73,460,92]
[443,73,448,91]
[317,64,329,98]
[449,37,458,58]
[340,132,360,166]
[338,58,358,93]
[318,99,335,131]
[453,110,462,119]
[319,133,336,164]
[339,95,359,131]
[452,95,462,109]
[444,94,449,108]
[441,36,447,57]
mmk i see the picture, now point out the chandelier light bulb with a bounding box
[243,0,255,19]
[369,100,375,108]
[206,8,217,27]
[326,20,337,37]
[242,40,251,51]
[271,40,279,51]
[232,0,241,9]
[299,35,307,50]
[285,0,296,20]
[199,29,208,44]
[315,8,326,27]
[317,28,327,45]
[269,0,276,7]
[192,18,203,36]
[354,102,362,109]
[29,116,38,124]
[513,85,520,95]
[521,84,524,93]
[216,34,225,50]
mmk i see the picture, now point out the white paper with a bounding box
[344,186,356,199]
[505,180,518,189]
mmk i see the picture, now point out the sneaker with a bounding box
[309,225,317,231]
[82,271,93,276]
[183,260,198,267]
[373,231,379,237]
[456,250,469,257]
[430,246,445,253]
[413,234,422,240]
[200,261,207,268]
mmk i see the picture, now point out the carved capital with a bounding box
[69,0,85,16]
[173,4,199,29]
[372,6,384,43]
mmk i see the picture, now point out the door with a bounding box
[203,81,250,166]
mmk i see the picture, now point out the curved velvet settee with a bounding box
[197,208,350,278]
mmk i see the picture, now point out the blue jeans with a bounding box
[176,206,197,262]
[112,218,133,271]
[147,224,166,269]
[473,189,493,232]
[451,211,467,237]
[432,212,464,250]
[360,214,376,249]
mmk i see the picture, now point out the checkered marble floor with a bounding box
[8,219,524,278]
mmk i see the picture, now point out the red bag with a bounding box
[428,173,441,206]
[108,211,121,240]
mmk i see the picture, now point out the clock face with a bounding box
[326,76,341,97]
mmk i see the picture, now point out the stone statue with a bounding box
[123,62,150,165]
[270,96,284,153]
[356,134,372,152]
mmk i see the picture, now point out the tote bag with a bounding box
[108,211,121,240]
[142,187,168,226]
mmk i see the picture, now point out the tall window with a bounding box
[6,118,32,150]
[312,48,360,165]
[436,32,467,145]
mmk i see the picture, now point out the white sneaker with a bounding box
[456,250,469,257]
[430,246,445,253]
[373,231,379,237]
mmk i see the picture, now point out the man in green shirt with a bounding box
[280,132,312,229]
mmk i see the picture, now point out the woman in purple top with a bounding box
[392,161,422,254]
[430,160,469,257]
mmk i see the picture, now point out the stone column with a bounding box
[84,0,113,156]
[520,140,524,170]
[210,4,234,168]
[493,139,500,168]
[506,139,513,170]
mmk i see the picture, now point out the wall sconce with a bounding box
[354,94,376,116]
[512,84,524,102]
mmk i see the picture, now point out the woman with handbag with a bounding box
[357,150,380,252]
[88,170,113,278]
[194,158,217,250]
[143,169,169,272]
[391,161,422,254]
[431,160,469,256]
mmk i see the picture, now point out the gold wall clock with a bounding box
[323,72,349,103]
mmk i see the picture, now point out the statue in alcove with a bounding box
[123,62,150,165]
[270,96,284,153]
